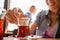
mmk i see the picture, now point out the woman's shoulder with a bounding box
[38,10,49,15]
[36,10,49,17]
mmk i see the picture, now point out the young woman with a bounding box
[30,0,59,38]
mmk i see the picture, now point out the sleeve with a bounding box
[35,12,41,25]
[26,12,31,18]
[35,10,46,25]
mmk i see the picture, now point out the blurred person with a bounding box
[5,8,20,35]
[5,8,29,37]
[26,5,37,25]
[30,0,59,38]
[6,8,24,25]
[26,5,37,35]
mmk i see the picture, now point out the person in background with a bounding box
[26,5,37,35]
[26,5,37,25]
[30,0,59,38]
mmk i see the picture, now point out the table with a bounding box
[3,37,60,40]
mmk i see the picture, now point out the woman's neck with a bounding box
[49,10,58,27]
[50,8,59,15]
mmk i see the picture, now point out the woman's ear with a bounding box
[46,0,49,5]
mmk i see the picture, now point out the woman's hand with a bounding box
[5,8,23,25]
[6,8,28,25]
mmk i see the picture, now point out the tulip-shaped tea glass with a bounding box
[17,17,30,37]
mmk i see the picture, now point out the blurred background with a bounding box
[10,0,49,13]
[9,0,48,31]
[0,0,49,37]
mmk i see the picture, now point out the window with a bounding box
[0,0,4,14]
[10,0,48,13]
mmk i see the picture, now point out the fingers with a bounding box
[5,8,25,24]
[6,10,16,20]
[6,15,18,24]
[5,9,18,24]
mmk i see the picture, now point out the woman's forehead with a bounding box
[46,0,59,5]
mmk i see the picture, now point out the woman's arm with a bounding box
[30,22,38,35]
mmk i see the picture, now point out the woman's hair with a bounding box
[30,5,36,10]
[30,5,35,9]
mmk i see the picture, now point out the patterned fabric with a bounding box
[43,27,55,38]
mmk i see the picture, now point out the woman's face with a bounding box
[46,0,59,12]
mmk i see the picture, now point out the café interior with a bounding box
[0,0,60,40]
